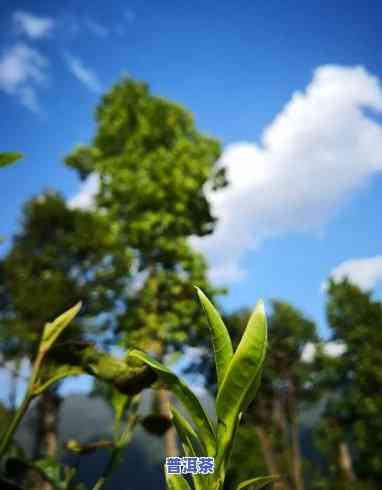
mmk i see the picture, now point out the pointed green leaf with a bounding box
[222,410,242,476]
[241,366,263,414]
[165,472,191,490]
[129,349,216,455]
[215,300,268,470]
[0,152,22,167]
[170,405,203,454]
[236,475,279,490]
[171,407,206,490]
[195,287,233,387]
[111,389,131,426]
[40,302,82,354]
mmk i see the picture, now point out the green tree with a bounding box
[65,77,227,456]
[264,301,319,490]
[316,279,382,489]
[0,192,131,466]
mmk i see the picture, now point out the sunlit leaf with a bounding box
[195,287,233,387]
[170,405,203,454]
[236,475,279,489]
[0,152,22,168]
[165,471,191,490]
[215,300,268,471]
[170,406,207,490]
[129,349,216,455]
[111,388,130,427]
[40,302,82,355]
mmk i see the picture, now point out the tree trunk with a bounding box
[158,388,178,456]
[273,398,292,469]
[32,390,61,490]
[290,412,303,490]
[256,426,289,490]
[148,261,178,457]
[287,380,304,490]
[338,441,356,482]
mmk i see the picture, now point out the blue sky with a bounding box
[1,0,382,350]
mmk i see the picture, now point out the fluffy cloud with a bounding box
[301,341,346,363]
[324,255,382,291]
[68,173,99,209]
[0,43,48,111]
[65,54,102,93]
[67,65,382,283]
[191,65,382,282]
[13,11,54,39]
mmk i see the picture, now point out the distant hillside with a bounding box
[13,390,326,489]
[14,391,197,489]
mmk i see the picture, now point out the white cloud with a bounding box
[65,54,102,93]
[13,11,54,39]
[68,173,99,209]
[301,341,347,362]
[191,65,382,282]
[85,19,109,37]
[0,43,48,111]
[324,255,382,291]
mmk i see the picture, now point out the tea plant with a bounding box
[131,287,278,490]
[0,185,277,490]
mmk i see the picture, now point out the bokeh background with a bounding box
[0,1,381,489]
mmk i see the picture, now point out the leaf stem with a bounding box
[0,349,44,457]
[0,392,34,458]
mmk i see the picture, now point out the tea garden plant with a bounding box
[0,153,277,489]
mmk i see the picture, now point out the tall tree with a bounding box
[316,278,382,489]
[0,192,131,467]
[65,77,227,455]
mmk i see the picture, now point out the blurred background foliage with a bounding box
[1,77,381,490]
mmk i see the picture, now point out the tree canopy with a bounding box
[315,279,382,489]
[65,78,227,355]
[0,191,131,360]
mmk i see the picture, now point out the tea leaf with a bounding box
[165,472,192,490]
[170,407,207,490]
[129,349,216,455]
[40,302,82,355]
[215,300,267,471]
[111,389,131,427]
[236,475,279,489]
[170,405,203,454]
[0,152,22,167]
[195,287,233,387]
